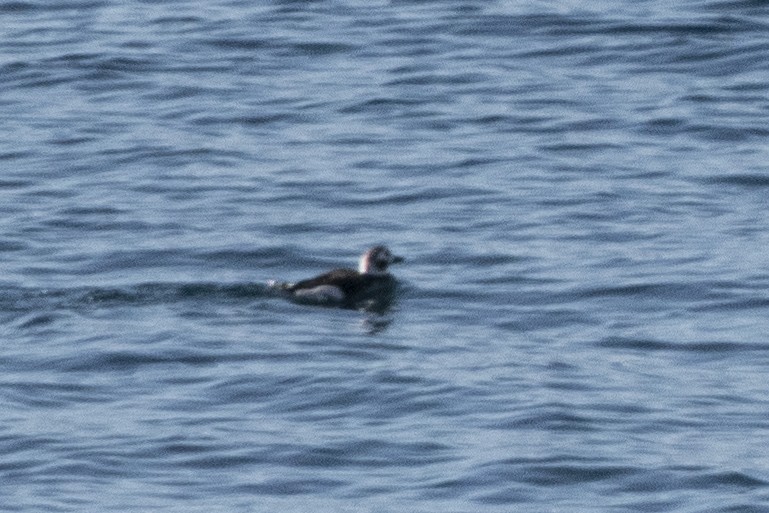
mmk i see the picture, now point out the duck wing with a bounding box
[287,268,363,295]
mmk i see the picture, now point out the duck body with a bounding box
[288,268,397,305]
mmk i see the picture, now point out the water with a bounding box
[3,0,769,511]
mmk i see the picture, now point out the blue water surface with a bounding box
[3,0,769,511]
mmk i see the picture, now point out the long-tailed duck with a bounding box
[276,245,403,307]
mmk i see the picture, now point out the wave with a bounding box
[0,281,270,312]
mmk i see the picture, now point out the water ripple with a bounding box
[4,0,769,511]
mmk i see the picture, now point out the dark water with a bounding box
[3,0,769,511]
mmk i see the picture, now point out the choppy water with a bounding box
[3,0,769,511]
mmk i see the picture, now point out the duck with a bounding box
[278,245,403,307]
